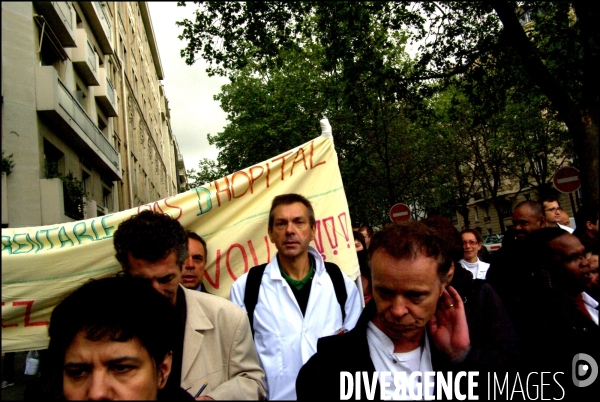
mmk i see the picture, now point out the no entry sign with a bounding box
[390,203,411,222]
[553,167,581,193]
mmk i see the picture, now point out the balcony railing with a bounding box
[106,78,115,105]
[73,29,100,86]
[80,2,114,54]
[87,41,97,72]
[34,2,76,47]
[94,67,118,117]
[57,79,119,169]
[96,2,112,44]
[35,66,121,181]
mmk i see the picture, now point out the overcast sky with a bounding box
[147,2,228,173]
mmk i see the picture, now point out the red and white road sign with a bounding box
[553,167,581,193]
[390,203,411,222]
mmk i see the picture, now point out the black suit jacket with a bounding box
[296,280,520,401]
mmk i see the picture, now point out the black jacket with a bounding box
[518,281,600,399]
[296,278,520,400]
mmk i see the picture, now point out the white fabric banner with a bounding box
[1,132,359,352]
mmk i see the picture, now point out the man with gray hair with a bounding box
[230,193,362,400]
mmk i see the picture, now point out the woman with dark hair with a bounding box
[459,228,490,280]
[28,275,194,401]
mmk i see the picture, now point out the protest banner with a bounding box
[1,123,359,353]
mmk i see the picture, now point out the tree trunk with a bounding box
[459,206,471,229]
[491,197,507,234]
[491,1,599,205]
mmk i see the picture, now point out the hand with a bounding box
[196,396,214,401]
[427,286,471,361]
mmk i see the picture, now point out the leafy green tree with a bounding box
[2,151,15,176]
[490,2,598,204]
[504,92,571,194]
[177,1,599,205]
[187,158,227,188]
[185,32,445,227]
[430,87,481,228]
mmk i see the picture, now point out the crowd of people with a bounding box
[21,193,598,400]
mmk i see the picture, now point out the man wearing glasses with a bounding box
[540,194,574,233]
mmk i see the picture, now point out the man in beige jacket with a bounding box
[113,211,266,400]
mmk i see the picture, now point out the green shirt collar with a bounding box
[279,255,315,290]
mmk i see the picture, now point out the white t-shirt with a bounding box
[367,322,434,400]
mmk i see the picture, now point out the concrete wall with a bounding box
[2,2,44,227]
[40,178,65,225]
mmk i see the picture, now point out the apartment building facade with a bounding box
[2,2,187,228]
[454,180,579,235]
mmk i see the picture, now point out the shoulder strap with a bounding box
[244,262,349,335]
[244,263,267,337]
[324,262,347,323]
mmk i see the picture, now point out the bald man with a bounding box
[486,201,546,332]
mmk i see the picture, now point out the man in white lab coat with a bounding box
[230,193,362,400]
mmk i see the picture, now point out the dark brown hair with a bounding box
[368,220,453,282]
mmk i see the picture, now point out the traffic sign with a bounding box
[553,167,581,193]
[390,203,411,222]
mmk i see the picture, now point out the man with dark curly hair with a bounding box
[113,211,266,400]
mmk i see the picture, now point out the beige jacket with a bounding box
[180,286,266,400]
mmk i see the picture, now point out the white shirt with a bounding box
[558,223,575,233]
[367,322,434,400]
[582,292,599,326]
[459,258,490,279]
[230,246,362,400]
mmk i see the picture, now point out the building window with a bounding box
[102,180,113,212]
[75,85,86,108]
[44,140,64,178]
[519,11,532,25]
[81,169,91,196]
[97,115,108,139]
[37,22,66,66]
[123,43,128,72]
[132,156,138,195]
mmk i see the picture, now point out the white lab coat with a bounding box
[230,246,362,400]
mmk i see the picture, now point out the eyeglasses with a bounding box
[544,207,562,213]
[462,240,479,246]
